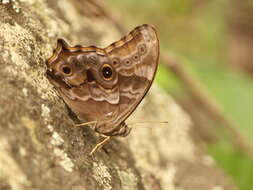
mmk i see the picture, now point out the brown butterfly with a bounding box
[46,24,159,155]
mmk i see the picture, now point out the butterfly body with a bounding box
[46,24,159,137]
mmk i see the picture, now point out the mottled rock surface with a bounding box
[0,0,237,189]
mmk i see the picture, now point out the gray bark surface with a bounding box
[0,0,237,190]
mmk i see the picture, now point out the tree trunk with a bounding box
[0,0,237,189]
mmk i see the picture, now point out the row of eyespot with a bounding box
[111,43,147,68]
[59,43,147,80]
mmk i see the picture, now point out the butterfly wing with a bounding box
[46,24,159,136]
[46,40,121,124]
[104,24,159,128]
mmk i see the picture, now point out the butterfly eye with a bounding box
[101,64,113,80]
[61,65,72,75]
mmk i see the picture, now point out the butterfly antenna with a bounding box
[127,121,168,127]
[75,121,97,127]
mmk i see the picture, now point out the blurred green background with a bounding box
[108,0,253,189]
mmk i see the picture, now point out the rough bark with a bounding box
[0,0,237,190]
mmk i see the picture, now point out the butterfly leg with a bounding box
[75,121,97,128]
[89,136,112,156]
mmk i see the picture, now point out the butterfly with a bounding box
[46,24,159,155]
